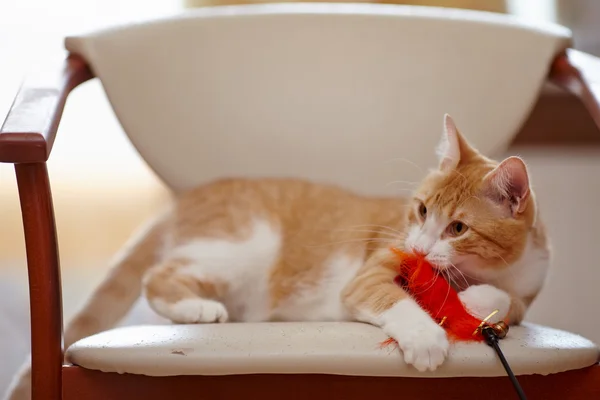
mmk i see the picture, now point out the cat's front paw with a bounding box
[458,284,510,323]
[381,299,449,372]
[151,298,229,324]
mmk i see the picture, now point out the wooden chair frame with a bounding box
[1,50,599,400]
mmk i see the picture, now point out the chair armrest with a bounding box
[0,54,93,163]
[549,49,600,130]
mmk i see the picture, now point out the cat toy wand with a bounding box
[385,248,527,400]
[481,325,527,400]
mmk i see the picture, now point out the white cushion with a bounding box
[66,321,599,377]
[64,4,571,194]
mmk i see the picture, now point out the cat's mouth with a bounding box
[404,246,458,273]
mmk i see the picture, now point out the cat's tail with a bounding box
[63,210,169,347]
[3,210,169,400]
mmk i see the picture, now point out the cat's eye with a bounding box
[448,221,468,237]
[418,202,427,219]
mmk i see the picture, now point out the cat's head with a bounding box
[404,114,537,280]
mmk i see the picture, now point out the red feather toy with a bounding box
[382,248,508,347]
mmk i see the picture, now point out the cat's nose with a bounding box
[408,232,435,255]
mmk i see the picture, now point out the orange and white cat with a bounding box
[5,115,550,399]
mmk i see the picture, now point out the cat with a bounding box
[4,114,550,399]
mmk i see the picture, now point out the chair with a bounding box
[2,4,600,400]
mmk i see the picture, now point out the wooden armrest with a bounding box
[0,54,93,163]
[549,49,600,130]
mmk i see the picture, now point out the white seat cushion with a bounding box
[65,4,572,194]
[66,321,599,377]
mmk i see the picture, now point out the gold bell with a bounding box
[491,321,509,339]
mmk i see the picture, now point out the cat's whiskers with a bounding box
[343,224,404,236]
[385,180,420,188]
[447,262,470,288]
[319,228,402,239]
[492,252,518,281]
[448,262,483,283]
[497,254,510,267]
[304,237,398,249]
[412,269,440,296]
[343,224,403,234]
[435,268,453,318]
[390,188,420,195]
[383,157,424,173]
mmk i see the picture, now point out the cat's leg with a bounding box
[143,259,229,324]
[458,284,522,324]
[342,248,449,372]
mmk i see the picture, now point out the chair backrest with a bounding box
[65,3,571,195]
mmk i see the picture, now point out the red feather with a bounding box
[388,248,491,342]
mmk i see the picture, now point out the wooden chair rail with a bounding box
[0,54,93,163]
[63,365,600,400]
[549,49,600,130]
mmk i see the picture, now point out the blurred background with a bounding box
[0,0,599,393]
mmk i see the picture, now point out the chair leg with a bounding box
[15,162,63,400]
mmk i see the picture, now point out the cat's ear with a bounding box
[436,114,477,171]
[483,156,530,215]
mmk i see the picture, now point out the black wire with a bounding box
[482,327,528,400]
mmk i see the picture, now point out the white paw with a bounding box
[458,284,510,323]
[154,298,229,324]
[381,299,449,372]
